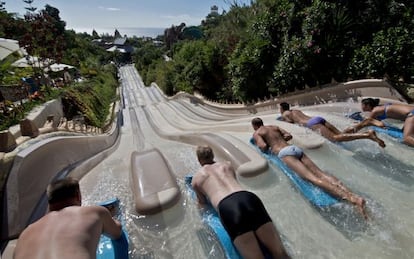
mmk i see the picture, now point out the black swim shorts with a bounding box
[217,191,272,241]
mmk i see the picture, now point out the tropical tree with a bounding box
[229,36,275,102]
[19,5,66,64]
[172,40,226,99]
[133,0,414,102]
[0,9,26,39]
[23,0,37,13]
[228,0,293,100]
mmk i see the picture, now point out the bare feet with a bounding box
[351,196,368,220]
[368,130,386,148]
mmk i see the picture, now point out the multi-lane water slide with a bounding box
[2,64,414,258]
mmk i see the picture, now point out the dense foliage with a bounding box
[0,2,118,130]
[60,64,118,128]
[134,0,414,102]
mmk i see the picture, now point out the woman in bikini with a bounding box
[344,98,414,147]
[279,102,385,147]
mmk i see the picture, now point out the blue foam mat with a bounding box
[96,198,129,259]
[347,112,403,140]
[249,138,339,207]
[185,175,241,259]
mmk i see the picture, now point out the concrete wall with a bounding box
[1,109,121,241]
[25,99,64,130]
[252,79,407,114]
[0,96,64,153]
[169,79,408,115]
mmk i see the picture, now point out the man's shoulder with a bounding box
[265,124,279,130]
[288,109,305,119]
[372,105,385,112]
[85,204,108,212]
[192,169,203,182]
[215,160,231,167]
[290,109,303,114]
[282,110,296,119]
[66,205,107,216]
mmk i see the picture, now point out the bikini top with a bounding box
[376,103,392,120]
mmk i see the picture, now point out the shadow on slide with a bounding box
[336,141,414,188]
[353,149,414,188]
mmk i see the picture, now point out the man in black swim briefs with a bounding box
[193,146,290,259]
[279,102,386,147]
[218,190,273,241]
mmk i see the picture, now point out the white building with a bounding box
[210,5,219,15]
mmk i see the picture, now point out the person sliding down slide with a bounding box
[14,178,122,259]
[251,118,368,219]
[344,98,414,147]
[279,102,385,148]
[193,146,291,259]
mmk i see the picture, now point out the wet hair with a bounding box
[279,102,290,111]
[47,178,80,205]
[361,98,380,108]
[196,146,215,165]
[251,117,264,127]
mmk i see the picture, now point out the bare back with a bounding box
[282,110,311,126]
[371,103,414,121]
[14,206,120,259]
[192,162,244,209]
[253,125,290,154]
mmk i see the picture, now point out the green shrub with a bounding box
[60,65,118,128]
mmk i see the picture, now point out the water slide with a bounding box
[2,65,414,258]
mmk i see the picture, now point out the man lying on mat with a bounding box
[14,178,122,259]
[193,145,290,259]
[251,117,368,219]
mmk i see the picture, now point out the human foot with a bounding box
[352,196,368,220]
[368,130,386,148]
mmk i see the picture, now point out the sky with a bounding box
[4,0,252,36]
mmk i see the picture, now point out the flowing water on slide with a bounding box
[79,65,414,258]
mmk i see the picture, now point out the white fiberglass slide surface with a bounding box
[80,65,414,258]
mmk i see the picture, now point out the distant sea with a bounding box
[71,27,166,38]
